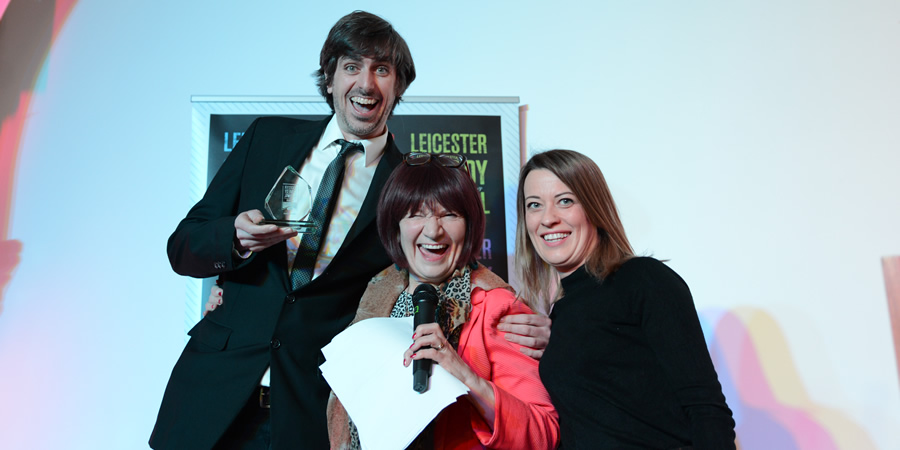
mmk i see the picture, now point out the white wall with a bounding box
[1,1,898,448]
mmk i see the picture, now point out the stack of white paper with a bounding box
[320,316,469,450]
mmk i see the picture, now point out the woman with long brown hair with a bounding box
[516,149,735,449]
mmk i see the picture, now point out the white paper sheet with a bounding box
[320,316,468,450]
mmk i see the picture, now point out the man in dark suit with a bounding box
[150,11,416,450]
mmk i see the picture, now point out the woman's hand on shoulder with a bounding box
[497,314,551,359]
[203,285,223,317]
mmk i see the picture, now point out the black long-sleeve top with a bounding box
[539,257,735,449]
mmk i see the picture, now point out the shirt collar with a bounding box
[320,115,388,167]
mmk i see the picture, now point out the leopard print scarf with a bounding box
[390,265,473,350]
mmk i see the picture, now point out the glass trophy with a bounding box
[260,166,317,234]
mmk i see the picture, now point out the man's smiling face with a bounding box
[327,55,398,141]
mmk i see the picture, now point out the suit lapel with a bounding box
[277,116,331,172]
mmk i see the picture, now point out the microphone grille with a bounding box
[412,283,438,305]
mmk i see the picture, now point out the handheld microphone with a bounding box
[412,283,438,393]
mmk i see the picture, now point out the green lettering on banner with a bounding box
[451,133,461,153]
[407,133,488,154]
[467,159,488,185]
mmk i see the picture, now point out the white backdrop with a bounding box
[0,1,898,449]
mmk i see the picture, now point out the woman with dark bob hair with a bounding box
[516,149,735,449]
[326,153,559,449]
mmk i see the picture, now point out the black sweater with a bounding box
[539,257,735,449]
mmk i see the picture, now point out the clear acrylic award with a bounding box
[260,166,317,233]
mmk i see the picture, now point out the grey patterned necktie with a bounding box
[290,139,363,289]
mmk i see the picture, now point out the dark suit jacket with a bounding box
[150,116,402,450]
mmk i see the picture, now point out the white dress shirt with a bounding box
[286,116,387,278]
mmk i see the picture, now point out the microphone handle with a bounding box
[413,359,432,393]
[412,284,438,393]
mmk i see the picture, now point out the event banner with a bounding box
[188,97,521,326]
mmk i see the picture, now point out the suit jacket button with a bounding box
[285,295,296,304]
[270,339,281,349]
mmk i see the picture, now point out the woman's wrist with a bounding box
[462,372,497,427]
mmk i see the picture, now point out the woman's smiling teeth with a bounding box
[419,243,448,256]
[543,232,570,243]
